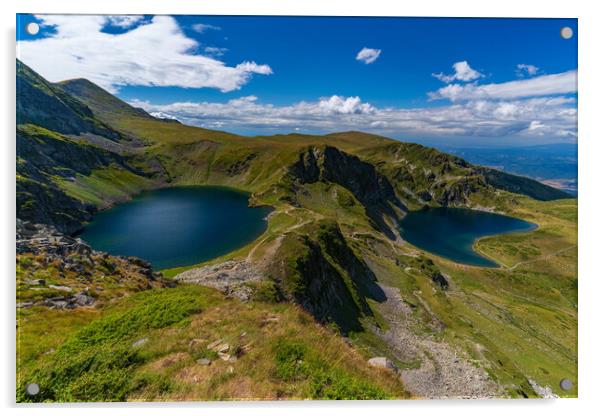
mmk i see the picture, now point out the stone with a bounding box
[216,343,230,353]
[174,260,265,301]
[49,284,73,292]
[45,299,69,309]
[72,292,95,306]
[132,338,148,348]
[197,358,211,366]
[207,339,224,350]
[367,356,397,371]
[262,316,279,324]
[25,279,45,286]
[218,352,231,361]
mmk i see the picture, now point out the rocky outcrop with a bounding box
[430,176,485,206]
[430,272,449,290]
[43,291,96,309]
[477,167,571,201]
[174,260,265,301]
[268,221,385,333]
[16,221,167,309]
[16,124,153,234]
[288,146,406,238]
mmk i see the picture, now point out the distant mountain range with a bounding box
[441,143,577,195]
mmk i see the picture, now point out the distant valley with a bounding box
[441,143,578,195]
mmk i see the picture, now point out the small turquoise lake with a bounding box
[398,207,536,267]
[79,186,272,270]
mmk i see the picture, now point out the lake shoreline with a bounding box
[399,207,537,268]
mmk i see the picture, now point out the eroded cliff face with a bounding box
[16,126,153,234]
[287,146,407,238]
[266,221,385,333]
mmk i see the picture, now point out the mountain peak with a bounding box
[58,78,153,121]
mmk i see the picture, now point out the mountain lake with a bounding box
[80,186,272,270]
[398,207,536,267]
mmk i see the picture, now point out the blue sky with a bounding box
[17,14,577,146]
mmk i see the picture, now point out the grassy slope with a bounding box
[18,285,407,402]
[356,197,577,397]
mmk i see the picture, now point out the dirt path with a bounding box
[246,206,323,265]
[504,245,576,271]
[373,285,502,399]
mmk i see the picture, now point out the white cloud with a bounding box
[204,46,228,57]
[318,96,375,114]
[128,93,576,140]
[106,15,144,28]
[17,15,271,93]
[433,61,483,83]
[527,120,544,131]
[150,111,179,121]
[428,70,577,102]
[516,64,540,77]
[191,23,221,33]
[356,47,381,64]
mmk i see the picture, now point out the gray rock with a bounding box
[45,299,69,309]
[368,356,397,371]
[73,292,95,306]
[174,260,265,301]
[25,279,45,286]
[49,284,73,292]
[197,358,211,366]
[132,338,148,348]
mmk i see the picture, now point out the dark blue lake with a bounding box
[398,207,536,267]
[80,186,271,270]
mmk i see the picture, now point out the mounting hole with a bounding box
[560,27,573,40]
[26,383,40,396]
[559,378,573,391]
[26,22,40,35]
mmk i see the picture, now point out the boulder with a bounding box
[72,292,95,306]
[368,356,397,371]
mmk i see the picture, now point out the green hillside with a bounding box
[16,59,577,401]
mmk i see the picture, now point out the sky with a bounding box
[17,14,578,147]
